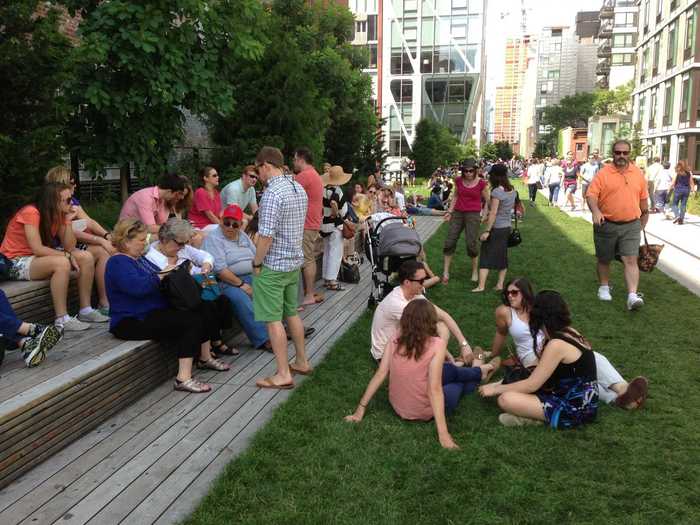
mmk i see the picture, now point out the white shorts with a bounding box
[8,255,35,281]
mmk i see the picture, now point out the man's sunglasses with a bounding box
[613,150,630,156]
[223,220,241,228]
[247,172,258,180]
[408,277,427,284]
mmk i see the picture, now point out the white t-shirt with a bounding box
[527,164,543,184]
[646,162,663,182]
[655,168,674,191]
[220,179,257,212]
[394,192,406,211]
[370,286,424,360]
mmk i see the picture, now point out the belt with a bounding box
[605,218,638,225]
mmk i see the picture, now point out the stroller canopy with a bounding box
[377,222,422,258]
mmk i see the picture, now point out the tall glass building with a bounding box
[351,0,487,158]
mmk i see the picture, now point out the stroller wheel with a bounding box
[367,296,377,309]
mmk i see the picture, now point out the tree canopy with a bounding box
[409,119,460,179]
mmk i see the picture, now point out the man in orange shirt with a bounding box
[586,139,649,311]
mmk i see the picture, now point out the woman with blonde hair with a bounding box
[105,219,214,393]
[669,160,697,225]
[45,166,113,314]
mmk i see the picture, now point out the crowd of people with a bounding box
[0,142,660,445]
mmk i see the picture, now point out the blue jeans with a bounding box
[671,190,689,220]
[220,275,269,348]
[548,183,560,204]
[442,363,482,415]
[0,290,22,348]
[654,190,669,210]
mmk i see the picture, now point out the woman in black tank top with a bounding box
[479,291,599,428]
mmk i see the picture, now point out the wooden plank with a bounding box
[150,389,291,525]
[17,383,254,525]
[0,366,168,490]
[0,380,176,514]
[126,387,284,525]
[83,386,269,525]
[0,347,164,460]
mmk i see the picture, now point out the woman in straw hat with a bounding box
[320,166,352,291]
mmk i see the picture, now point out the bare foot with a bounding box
[442,274,449,285]
[480,364,495,381]
[471,274,478,282]
[471,287,485,293]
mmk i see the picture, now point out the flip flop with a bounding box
[286,327,316,341]
[256,377,294,390]
[289,363,313,375]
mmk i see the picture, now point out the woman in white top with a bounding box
[144,218,233,370]
[653,161,675,214]
[487,277,649,409]
[544,159,564,206]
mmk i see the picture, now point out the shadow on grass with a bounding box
[184,188,700,525]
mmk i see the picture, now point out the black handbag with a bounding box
[160,261,203,311]
[0,253,12,281]
[508,209,522,248]
[338,256,360,284]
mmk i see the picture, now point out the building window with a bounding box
[367,15,377,41]
[685,9,697,60]
[391,79,413,103]
[643,0,650,31]
[671,0,678,12]
[355,20,367,34]
[391,49,414,74]
[612,53,635,65]
[680,75,692,122]
[641,47,650,82]
[695,140,700,171]
[661,137,670,160]
[425,79,447,103]
[652,37,660,75]
[615,12,636,28]
[368,43,378,68]
[657,0,663,22]
[663,80,675,126]
[649,88,657,128]
[678,136,688,161]
[613,34,636,47]
[547,70,560,79]
[667,22,677,69]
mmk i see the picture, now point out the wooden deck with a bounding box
[0,217,443,525]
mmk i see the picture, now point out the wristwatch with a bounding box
[252,262,262,269]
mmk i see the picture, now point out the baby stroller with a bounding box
[365,215,422,307]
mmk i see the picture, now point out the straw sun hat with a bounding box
[321,165,352,186]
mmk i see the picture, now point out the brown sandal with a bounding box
[174,378,212,393]
[197,357,231,371]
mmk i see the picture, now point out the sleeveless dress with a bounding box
[536,332,598,429]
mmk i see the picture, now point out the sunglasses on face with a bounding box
[613,150,630,156]
[223,220,241,228]
[408,276,427,284]
[174,240,188,248]
[506,289,521,297]
[247,173,258,180]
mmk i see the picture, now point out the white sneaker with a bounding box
[77,309,110,323]
[627,293,644,311]
[58,316,91,332]
[498,413,541,427]
[597,286,612,301]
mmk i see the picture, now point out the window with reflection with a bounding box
[391,79,414,103]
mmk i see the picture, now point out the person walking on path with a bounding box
[252,146,312,389]
[442,159,490,284]
[293,147,325,308]
[653,161,674,215]
[669,160,697,225]
[544,159,563,207]
[579,155,599,211]
[645,157,663,211]
[472,164,517,293]
[526,158,543,205]
[562,154,579,211]
[220,166,259,222]
[586,139,649,311]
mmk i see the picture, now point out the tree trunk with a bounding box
[120,164,130,203]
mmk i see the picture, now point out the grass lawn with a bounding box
[185,185,700,525]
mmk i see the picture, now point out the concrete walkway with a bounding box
[540,190,700,297]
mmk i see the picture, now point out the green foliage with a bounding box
[457,138,479,160]
[479,142,498,161]
[208,0,377,174]
[66,0,266,182]
[0,1,75,220]
[494,141,514,161]
[542,92,596,131]
[592,81,634,116]
[533,141,551,158]
[409,119,460,179]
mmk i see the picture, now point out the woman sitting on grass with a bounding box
[488,278,648,409]
[479,290,599,428]
[345,299,494,449]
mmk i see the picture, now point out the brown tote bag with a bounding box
[638,229,664,272]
